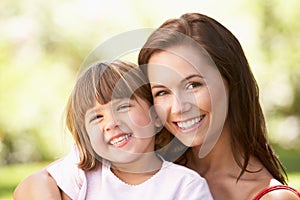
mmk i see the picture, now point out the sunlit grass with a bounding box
[288,172,300,191]
[0,163,299,200]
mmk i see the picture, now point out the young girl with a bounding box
[17,60,213,200]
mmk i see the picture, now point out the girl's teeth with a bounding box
[177,116,202,129]
[110,134,131,145]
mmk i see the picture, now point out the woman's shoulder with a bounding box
[13,146,81,200]
[253,184,300,200]
[13,168,62,200]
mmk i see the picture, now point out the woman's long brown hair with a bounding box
[138,13,287,184]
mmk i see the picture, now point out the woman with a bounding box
[138,13,300,199]
[14,13,300,200]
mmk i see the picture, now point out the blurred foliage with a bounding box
[0,0,299,166]
[253,0,300,148]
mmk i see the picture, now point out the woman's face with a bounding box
[147,45,228,157]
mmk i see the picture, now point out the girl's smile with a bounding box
[108,132,132,148]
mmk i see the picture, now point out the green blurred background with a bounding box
[0,0,300,199]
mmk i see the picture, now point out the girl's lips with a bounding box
[108,133,132,148]
[174,115,205,132]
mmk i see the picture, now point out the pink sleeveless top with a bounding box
[252,185,300,200]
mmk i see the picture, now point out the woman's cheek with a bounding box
[197,88,212,111]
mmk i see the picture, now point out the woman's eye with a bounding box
[186,82,202,89]
[154,90,168,97]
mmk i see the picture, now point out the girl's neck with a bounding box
[110,153,162,185]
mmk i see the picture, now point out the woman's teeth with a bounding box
[177,116,203,129]
[109,133,132,146]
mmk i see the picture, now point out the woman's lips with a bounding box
[175,115,205,132]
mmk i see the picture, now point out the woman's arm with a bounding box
[259,189,300,200]
[13,168,62,200]
[253,185,300,200]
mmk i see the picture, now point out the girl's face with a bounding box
[147,45,228,156]
[85,96,157,164]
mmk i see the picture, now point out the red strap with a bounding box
[252,185,300,200]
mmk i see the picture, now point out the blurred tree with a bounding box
[0,0,143,164]
[255,0,300,148]
[1,0,299,165]
[0,0,88,164]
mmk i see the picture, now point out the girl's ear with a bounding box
[154,114,162,128]
[149,105,163,129]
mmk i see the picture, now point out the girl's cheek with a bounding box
[153,103,168,124]
[86,124,101,139]
[128,110,152,127]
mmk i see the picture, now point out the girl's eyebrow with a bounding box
[86,108,97,117]
[151,74,203,89]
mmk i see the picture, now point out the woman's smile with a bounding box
[175,115,205,132]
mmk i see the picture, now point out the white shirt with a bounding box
[47,145,213,200]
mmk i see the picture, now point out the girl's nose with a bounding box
[104,112,119,132]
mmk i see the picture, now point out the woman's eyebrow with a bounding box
[150,74,204,89]
[151,84,165,90]
[182,74,204,83]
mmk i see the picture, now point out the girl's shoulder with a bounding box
[161,160,204,180]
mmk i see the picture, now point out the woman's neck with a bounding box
[186,121,239,177]
[186,121,269,179]
[184,122,276,199]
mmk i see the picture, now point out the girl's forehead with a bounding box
[86,98,128,114]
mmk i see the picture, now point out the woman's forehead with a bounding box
[148,48,216,81]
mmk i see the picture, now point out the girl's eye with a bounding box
[117,103,131,111]
[90,114,102,123]
[186,82,202,89]
[154,90,168,97]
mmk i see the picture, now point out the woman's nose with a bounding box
[170,94,192,115]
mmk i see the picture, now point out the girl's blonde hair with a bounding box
[65,60,157,170]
